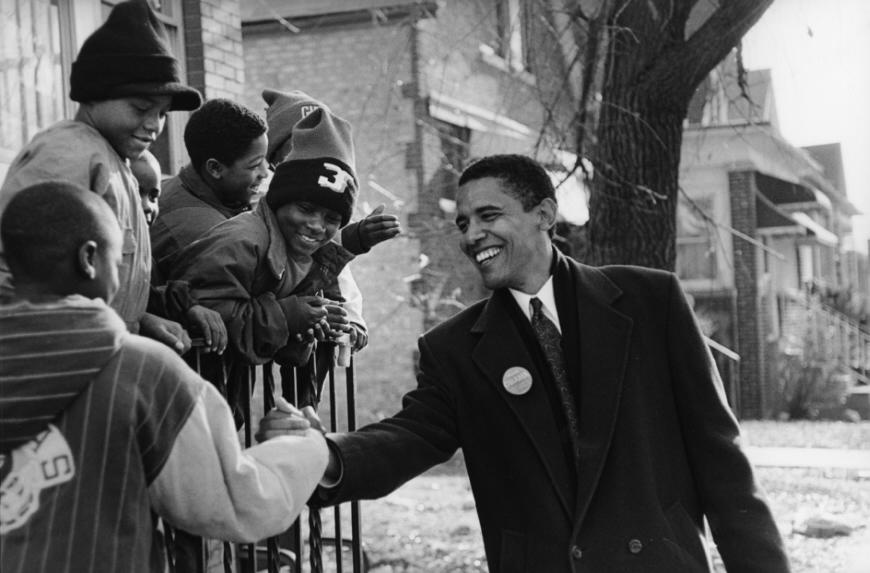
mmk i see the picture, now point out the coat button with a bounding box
[571,545,583,560]
[628,539,643,554]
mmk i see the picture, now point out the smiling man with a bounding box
[308,154,791,573]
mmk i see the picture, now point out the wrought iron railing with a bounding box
[163,340,366,573]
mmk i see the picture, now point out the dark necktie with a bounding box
[530,297,581,469]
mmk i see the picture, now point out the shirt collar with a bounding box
[509,274,561,333]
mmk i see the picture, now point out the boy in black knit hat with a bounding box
[170,104,361,406]
[0,0,201,354]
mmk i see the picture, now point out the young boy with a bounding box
[0,0,196,353]
[150,98,270,268]
[263,88,405,352]
[132,151,227,354]
[132,150,162,226]
[170,104,360,404]
[0,181,327,573]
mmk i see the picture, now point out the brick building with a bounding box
[679,58,866,418]
[241,0,580,422]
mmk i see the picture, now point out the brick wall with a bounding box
[183,0,245,100]
[729,170,769,419]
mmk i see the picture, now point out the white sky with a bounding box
[741,0,870,253]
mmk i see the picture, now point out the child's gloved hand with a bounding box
[185,305,227,354]
[359,204,401,250]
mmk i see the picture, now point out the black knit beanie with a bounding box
[69,0,201,111]
[266,107,358,228]
[263,88,327,165]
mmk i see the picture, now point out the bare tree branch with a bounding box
[647,0,774,99]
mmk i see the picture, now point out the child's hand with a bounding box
[185,305,227,354]
[349,323,368,352]
[297,296,333,330]
[359,204,401,250]
[140,313,191,355]
[255,397,311,442]
[311,303,350,341]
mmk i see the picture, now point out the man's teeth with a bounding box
[475,247,501,263]
[300,235,317,243]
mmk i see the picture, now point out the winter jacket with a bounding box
[150,163,249,274]
[0,296,328,573]
[169,200,354,366]
[0,120,151,332]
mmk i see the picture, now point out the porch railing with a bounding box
[781,291,870,385]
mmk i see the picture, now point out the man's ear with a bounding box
[536,198,558,232]
[77,241,99,280]
[205,158,225,179]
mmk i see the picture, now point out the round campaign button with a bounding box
[503,366,532,395]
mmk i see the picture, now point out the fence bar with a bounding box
[241,366,255,573]
[328,364,344,573]
[345,357,364,572]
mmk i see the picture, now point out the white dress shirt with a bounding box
[509,275,562,334]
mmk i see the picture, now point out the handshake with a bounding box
[255,396,325,443]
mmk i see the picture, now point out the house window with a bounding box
[492,0,528,73]
[0,0,73,168]
[430,119,470,217]
[676,195,717,281]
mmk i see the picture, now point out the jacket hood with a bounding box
[0,296,126,451]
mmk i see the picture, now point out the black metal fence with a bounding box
[163,341,365,573]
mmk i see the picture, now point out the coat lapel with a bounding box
[570,262,633,525]
[471,290,575,520]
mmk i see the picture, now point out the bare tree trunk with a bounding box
[572,0,775,271]
[586,88,685,269]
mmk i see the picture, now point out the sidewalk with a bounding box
[746,446,870,470]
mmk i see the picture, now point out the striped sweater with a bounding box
[0,296,328,573]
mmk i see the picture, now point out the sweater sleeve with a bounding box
[149,382,328,543]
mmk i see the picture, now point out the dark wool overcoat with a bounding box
[323,252,790,573]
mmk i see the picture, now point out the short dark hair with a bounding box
[184,98,267,170]
[458,154,556,211]
[1,182,116,281]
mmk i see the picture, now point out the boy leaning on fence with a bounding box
[169,102,362,404]
[0,181,328,573]
[0,0,193,354]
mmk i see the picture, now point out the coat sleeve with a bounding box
[315,335,459,506]
[149,381,328,542]
[665,273,790,573]
[170,227,292,365]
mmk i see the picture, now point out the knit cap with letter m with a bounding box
[265,107,358,228]
[263,88,327,165]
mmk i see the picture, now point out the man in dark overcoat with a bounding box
[307,154,790,573]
